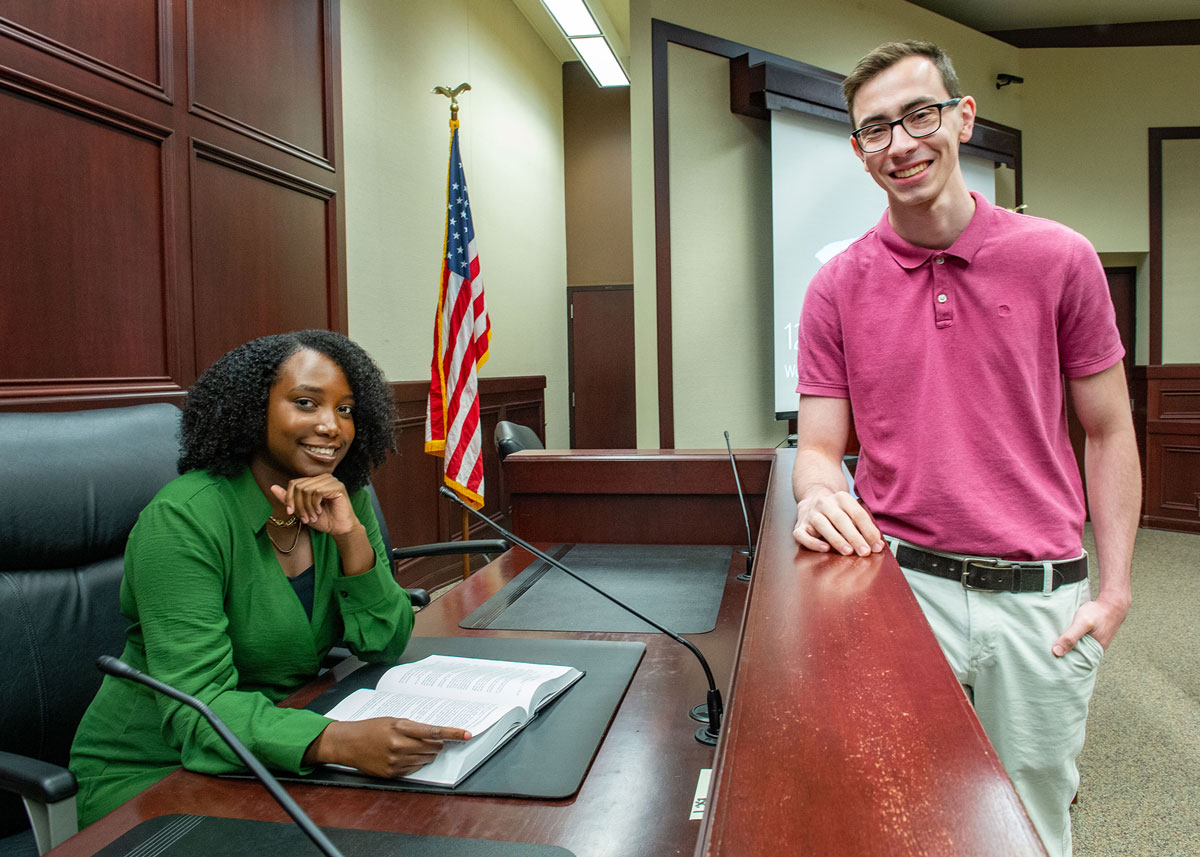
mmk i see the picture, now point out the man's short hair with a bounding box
[843,40,963,127]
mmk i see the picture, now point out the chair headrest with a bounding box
[494,421,544,462]
[0,404,181,569]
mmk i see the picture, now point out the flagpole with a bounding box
[461,509,471,580]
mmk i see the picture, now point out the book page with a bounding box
[375,655,577,712]
[323,688,511,734]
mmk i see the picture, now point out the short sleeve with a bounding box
[796,264,851,398]
[1057,233,1125,378]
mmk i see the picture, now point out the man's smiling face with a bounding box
[850,55,975,212]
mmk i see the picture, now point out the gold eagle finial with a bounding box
[432,83,472,120]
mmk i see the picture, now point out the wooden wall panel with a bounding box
[189,144,335,369]
[189,0,332,165]
[0,0,345,412]
[507,451,772,545]
[0,70,171,387]
[0,0,166,96]
[1140,365,1200,533]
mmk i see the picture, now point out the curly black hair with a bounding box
[178,330,396,493]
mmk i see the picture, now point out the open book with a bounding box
[322,654,584,787]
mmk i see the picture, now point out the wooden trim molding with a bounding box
[987,19,1200,49]
[1148,126,1200,366]
[650,20,1024,447]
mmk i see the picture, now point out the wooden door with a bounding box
[568,285,636,448]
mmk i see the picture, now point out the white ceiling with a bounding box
[905,0,1200,31]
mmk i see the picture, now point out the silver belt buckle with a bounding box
[960,558,1022,591]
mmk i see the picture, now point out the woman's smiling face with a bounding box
[254,348,356,485]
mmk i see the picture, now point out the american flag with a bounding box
[425,121,491,509]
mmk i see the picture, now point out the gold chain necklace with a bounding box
[266,519,303,554]
[268,513,298,527]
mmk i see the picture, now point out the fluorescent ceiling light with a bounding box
[542,0,600,37]
[571,35,628,87]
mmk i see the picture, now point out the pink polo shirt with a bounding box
[796,193,1123,559]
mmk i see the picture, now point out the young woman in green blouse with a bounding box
[69,330,469,826]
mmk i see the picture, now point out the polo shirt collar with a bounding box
[227,466,274,534]
[877,190,994,269]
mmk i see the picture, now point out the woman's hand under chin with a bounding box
[270,474,358,535]
[270,476,376,576]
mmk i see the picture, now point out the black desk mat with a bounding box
[93,814,575,857]
[459,544,732,633]
[281,636,644,799]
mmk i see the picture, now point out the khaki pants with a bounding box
[899,559,1101,857]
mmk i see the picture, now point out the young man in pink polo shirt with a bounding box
[791,41,1140,857]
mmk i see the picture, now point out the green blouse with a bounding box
[69,467,413,826]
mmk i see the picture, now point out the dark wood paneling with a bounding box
[1140,365,1200,533]
[507,450,772,545]
[0,0,167,97]
[0,68,172,388]
[189,142,335,369]
[0,0,345,412]
[372,376,547,592]
[188,0,333,167]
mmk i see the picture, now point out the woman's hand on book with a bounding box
[306,718,472,778]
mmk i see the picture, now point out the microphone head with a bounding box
[96,655,136,680]
[439,485,459,503]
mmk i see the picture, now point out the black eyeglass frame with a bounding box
[850,98,962,153]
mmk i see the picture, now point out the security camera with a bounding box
[995,73,1024,89]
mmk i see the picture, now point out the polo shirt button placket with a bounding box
[932,255,952,327]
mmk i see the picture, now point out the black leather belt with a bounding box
[893,543,1088,593]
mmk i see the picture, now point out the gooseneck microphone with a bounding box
[96,656,347,857]
[724,431,756,582]
[438,486,723,745]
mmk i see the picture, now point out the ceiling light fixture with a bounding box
[542,0,600,37]
[542,0,629,87]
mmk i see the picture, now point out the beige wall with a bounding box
[341,0,570,446]
[668,44,776,448]
[1020,47,1200,253]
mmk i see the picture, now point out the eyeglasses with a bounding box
[851,99,961,153]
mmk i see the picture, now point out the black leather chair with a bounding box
[365,487,507,602]
[494,421,544,462]
[0,404,181,856]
